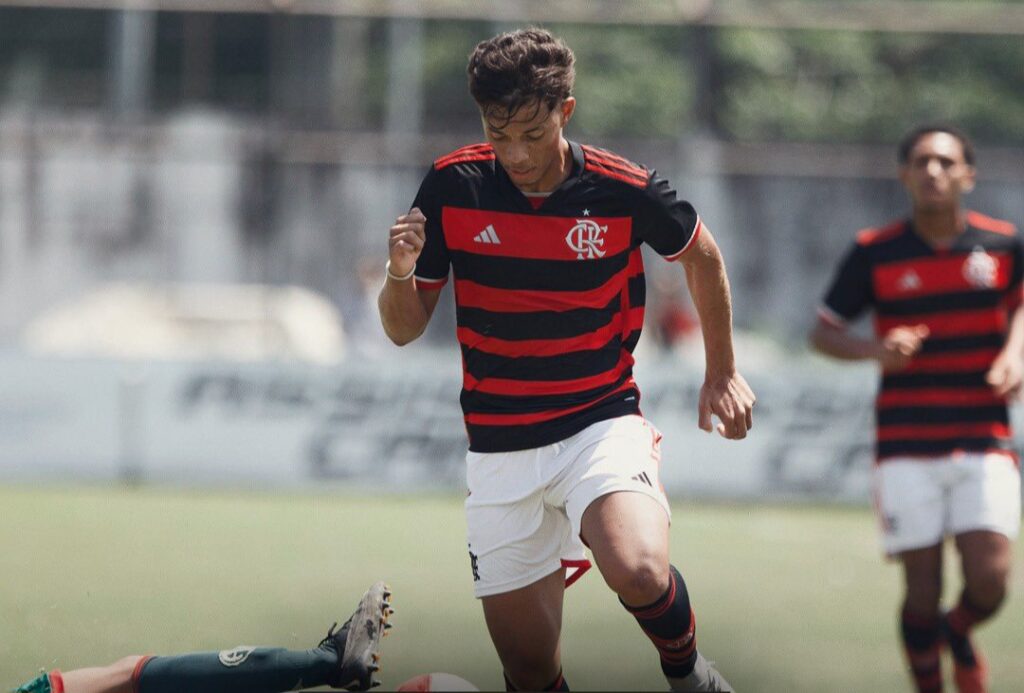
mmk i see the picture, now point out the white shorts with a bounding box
[465,415,671,598]
[873,451,1021,556]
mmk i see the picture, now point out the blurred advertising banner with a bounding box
[1,351,1018,502]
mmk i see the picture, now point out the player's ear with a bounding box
[560,97,576,125]
[962,165,977,194]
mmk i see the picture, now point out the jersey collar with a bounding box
[494,140,585,213]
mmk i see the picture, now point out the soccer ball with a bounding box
[395,672,480,691]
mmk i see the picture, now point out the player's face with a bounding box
[899,132,976,212]
[482,98,575,193]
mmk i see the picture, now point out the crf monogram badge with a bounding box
[566,219,608,260]
[963,246,997,289]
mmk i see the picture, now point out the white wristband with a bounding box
[386,260,416,282]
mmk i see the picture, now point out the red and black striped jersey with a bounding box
[411,141,702,452]
[819,212,1024,461]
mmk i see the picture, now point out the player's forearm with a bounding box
[809,323,885,362]
[1001,305,1024,356]
[378,278,430,346]
[681,235,736,377]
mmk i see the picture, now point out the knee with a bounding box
[602,552,669,606]
[965,564,1010,609]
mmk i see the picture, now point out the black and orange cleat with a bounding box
[321,582,393,691]
[942,613,989,693]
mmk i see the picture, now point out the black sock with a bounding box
[543,670,569,691]
[136,646,337,693]
[621,564,697,678]
[900,604,942,693]
[943,589,1000,667]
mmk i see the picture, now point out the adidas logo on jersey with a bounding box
[474,225,501,244]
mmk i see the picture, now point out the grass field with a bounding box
[2,485,1023,692]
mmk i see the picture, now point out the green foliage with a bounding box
[715,29,1024,144]
[413,23,694,139]
[555,24,693,138]
[420,20,492,132]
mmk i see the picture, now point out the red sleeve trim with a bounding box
[434,143,495,170]
[48,671,65,693]
[817,305,847,328]
[663,217,703,261]
[968,210,1018,236]
[414,275,448,291]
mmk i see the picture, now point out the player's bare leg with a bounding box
[12,657,143,693]
[59,656,143,693]
[481,568,566,691]
[942,530,1012,693]
[582,491,731,692]
[899,544,944,693]
[582,492,671,605]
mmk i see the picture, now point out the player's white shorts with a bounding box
[873,451,1021,556]
[464,414,671,598]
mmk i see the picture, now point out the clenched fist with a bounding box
[388,207,427,278]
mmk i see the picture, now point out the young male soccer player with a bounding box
[12,582,392,693]
[810,125,1022,693]
[378,28,754,692]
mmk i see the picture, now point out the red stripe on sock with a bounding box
[643,612,696,659]
[131,656,156,693]
[657,638,697,664]
[542,672,566,691]
[630,575,676,620]
[48,671,65,693]
[906,648,941,668]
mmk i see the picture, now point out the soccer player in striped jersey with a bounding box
[811,125,1022,693]
[378,28,754,693]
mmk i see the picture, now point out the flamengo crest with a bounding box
[566,219,608,260]
[963,246,998,289]
[218,646,256,667]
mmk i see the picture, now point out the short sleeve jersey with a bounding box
[411,141,702,452]
[819,212,1024,461]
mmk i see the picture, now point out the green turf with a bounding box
[1,485,1022,692]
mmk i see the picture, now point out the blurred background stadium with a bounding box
[1,1,1023,690]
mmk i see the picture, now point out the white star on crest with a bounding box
[582,209,590,216]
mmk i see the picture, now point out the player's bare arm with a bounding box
[810,320,929,372]
[987,305,1024,398]
[378,207,442,346]
[677,226,756,439]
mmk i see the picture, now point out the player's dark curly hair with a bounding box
[467,28,575,126]
[898,124,976,166]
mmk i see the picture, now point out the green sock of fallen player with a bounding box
[136,646,337,693]
[11,672,54,693]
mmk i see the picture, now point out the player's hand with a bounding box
[698,371,756,440]
[388,207,427,277]
[986,350,1024,399]
[877,324,929,372]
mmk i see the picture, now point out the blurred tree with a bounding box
[414,22,693,139]
[715,28,1024,145]
[555,24,692,138]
